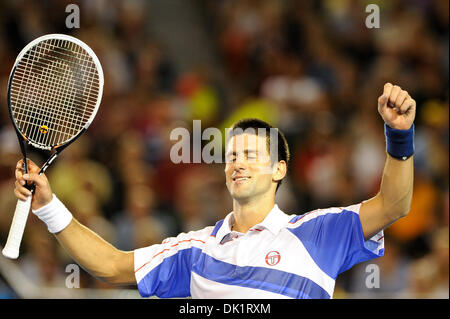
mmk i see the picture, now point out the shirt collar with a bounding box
[215,212,233,242]
[259,204,291,235]
[216,204,290,242]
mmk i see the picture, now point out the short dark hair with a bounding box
[229,118,290,191]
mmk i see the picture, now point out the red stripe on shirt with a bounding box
[135,238,206,273]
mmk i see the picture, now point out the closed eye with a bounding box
[225,155,236,163]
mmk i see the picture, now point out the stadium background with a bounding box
[0,0,447,299]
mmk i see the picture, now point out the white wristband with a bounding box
[32,194,73,234]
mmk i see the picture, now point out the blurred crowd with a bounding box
[0,0,448,298]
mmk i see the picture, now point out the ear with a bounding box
[272,160,287,183]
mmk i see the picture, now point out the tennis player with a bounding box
[13,83,415,299]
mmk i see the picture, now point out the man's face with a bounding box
[225,133,276,201]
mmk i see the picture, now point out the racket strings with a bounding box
[32,41,86,145]
[28,40,97,141]
[16,45,100,99]
[12,46,89,146]
[13,43,81,140]
[13,57,99,111]
[10,38,100,148]
[20,47,78,146]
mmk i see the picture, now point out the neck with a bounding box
[231,192,275,233]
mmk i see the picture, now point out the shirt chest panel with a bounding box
[189,227,337,299]
[196,229,333,284]
[199,229,297,271]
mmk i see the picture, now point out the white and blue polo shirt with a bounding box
[134,203,384,299]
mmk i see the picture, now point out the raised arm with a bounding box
[359,83,416,240]
[14,159,135,285]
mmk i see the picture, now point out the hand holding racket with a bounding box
[14,159,53,208]
[2,34,104,259]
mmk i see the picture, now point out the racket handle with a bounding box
[2,196,32,259]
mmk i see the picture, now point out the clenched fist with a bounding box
[14,159,53,210]
[378,83,416,130]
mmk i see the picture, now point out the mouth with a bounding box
[232,176,251,183]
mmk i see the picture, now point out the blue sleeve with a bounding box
[288,205,384,279]
[136,247,202,298]
[134,228,211,298]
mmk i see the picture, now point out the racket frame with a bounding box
[2,34,104,259]
[7,33,104,152]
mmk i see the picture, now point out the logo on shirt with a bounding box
[265,251,281,266]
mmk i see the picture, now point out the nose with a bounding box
[233,162,246,173]
[233,153,249,170]
[225,155,247,176]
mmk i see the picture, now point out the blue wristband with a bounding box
[384,123,414,160]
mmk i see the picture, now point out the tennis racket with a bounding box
[2,34,104,259]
